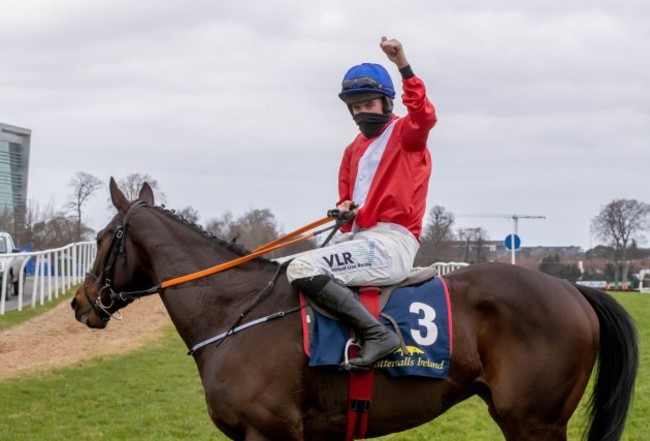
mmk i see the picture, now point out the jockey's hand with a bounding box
[380,36,409,69]
[337,200,359,213]
[328,201,358,222]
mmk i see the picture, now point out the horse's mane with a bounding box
[149,204,273,264]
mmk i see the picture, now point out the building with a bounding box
[0,123,31,242]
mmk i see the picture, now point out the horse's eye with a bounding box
[95,231,104,245]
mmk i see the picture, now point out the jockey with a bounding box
[288,36,438,370]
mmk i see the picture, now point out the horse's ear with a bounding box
[109,177,130,215]
[139,182,155,206]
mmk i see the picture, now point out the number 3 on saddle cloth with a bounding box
[299,270,452,378]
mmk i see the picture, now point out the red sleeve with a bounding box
[337,145,353,233]
[399,76,437,151]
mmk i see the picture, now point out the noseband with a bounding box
[85,200,146,321]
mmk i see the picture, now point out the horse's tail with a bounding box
[574,284,638,441]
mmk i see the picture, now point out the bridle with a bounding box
[85,200,148,321]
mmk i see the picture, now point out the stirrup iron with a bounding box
[341,338,368,371]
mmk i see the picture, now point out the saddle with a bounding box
[307,266,438,320]
[300,266,452,379]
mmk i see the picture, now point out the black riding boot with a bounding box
[292,275,400,368]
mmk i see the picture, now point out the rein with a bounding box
[157,215,336,291]
[90,202,353,347]
[179,210,353,355]
[105,207,351,302]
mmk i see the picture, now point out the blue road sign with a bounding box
[504,234,521,250]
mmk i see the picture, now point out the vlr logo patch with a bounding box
[303,240,389,276]
[322,252,354,268]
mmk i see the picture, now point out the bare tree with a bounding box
[206,209,315,258]
[457,227,489,263]
[415,205,456,265]
[115,173,167,205]
[471,227,489,262]
[31,211,78,249]
[67,172,102,241]
[175,206,200,224]
[236,209,281,249]
[207,209,280,251]
[23,198,56,248]
[591,198,650,286]
[422,206,455,246]
[206,211,236,239]
[0,206,14,236]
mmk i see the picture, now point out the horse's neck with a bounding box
[142,234,284,348]
[137,220,243,283]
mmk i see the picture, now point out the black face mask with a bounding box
[353,112,392,138]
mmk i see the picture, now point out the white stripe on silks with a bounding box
[352,120,397,207]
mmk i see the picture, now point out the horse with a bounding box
[71,179,638,441]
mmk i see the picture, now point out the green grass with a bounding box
[0,327,221,441]
[0,292,647,440]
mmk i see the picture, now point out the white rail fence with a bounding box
[429,262,469,275]
[0,241,97,315]
[639,269,650,293]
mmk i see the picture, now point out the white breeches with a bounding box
[285,223,419,287]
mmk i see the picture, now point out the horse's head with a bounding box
[71,177,155,329]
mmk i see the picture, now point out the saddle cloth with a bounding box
[300,274,452,378]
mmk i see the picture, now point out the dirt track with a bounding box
[0,296,172,380]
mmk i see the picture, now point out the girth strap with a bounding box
[345,287,380,441]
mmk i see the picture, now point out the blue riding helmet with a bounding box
[338,63,395,104]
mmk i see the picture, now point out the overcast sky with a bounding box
[1,0,648,251]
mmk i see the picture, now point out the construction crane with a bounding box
[457,214,546,264]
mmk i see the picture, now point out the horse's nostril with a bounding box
[71,297,77,309]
